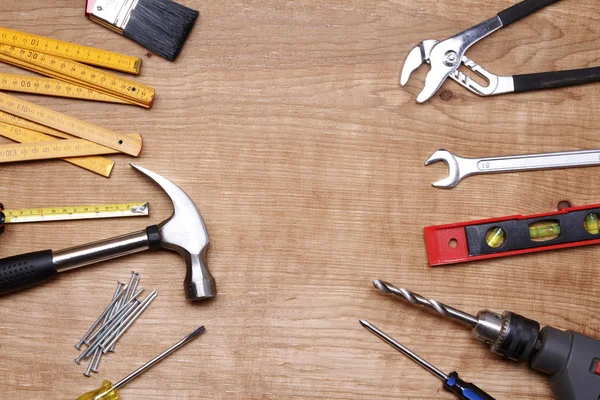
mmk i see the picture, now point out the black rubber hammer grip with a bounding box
[498,0,561,27]
[0,250,57,296]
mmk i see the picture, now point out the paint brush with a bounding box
[86,0,199,61]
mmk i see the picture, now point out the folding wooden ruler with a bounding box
[0,92,143,176]
[0,27,154,107]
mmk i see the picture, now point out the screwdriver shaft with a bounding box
[373,280,478,327]
[360,319,448,381]
[114,325,206,390]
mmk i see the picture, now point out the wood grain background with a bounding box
[1,1,599,398]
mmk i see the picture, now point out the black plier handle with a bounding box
[0,203,5,235]
[401,0,600,102]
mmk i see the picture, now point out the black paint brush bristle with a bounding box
[87,0,199,61]
[124,0,199,61]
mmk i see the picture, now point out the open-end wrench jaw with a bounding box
[424,150,461,189]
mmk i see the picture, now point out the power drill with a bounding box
[373,280,600,400]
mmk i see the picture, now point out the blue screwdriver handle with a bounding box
[443,372,496,400]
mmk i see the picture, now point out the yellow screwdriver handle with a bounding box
[76,380,119,400]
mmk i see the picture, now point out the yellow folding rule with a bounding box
[0,27,154,107]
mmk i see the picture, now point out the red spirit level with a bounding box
[425,203,600,266]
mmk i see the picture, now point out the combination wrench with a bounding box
[425,149,600,188]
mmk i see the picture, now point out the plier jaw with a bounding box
[402,0,600,102]
[402,14,504,103]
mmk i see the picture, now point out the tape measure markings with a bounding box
[0,121,115,176]
[0,92,142,156]
[0,45,154,108]
[0,26,141,74]
[3,202,149,223]
[0,73,127,103]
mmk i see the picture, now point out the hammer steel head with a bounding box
[131,164,216,301]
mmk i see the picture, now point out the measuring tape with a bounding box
[0,45,154,108]
[0,92,142,156]
[0,73,127,103]
[0,202,148,224]
[0,26,141,74]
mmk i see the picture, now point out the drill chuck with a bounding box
[472,311,540,362]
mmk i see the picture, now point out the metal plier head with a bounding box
[400,15,503,103]
[400,0,600,102]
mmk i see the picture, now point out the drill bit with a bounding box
[373,280,478,327]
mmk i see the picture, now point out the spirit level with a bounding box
[424,203,600,266]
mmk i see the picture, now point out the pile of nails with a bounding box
[74,271,158,376]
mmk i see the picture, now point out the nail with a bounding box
[103,290,158,352]
[76,301,138,363]
[84,348,100,376]
[128,273,140,302]
[85,288,144,345]
[91,346,103,372]
[75,284,126,350]
[121,271,139,307]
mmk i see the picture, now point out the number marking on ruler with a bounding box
[0,121,115,176]
[0,110,70,138]
[0,73,127,103]
[2,202,149,223]
[0,45,154,108]
[0,92,142,156]
[0,26,141,74]
[0,122,142,170]
[0,138,125,162]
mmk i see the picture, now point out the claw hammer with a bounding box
[0,164,216,301]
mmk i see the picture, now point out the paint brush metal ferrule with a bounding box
[87,0,139,31]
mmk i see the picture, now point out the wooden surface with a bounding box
[1,1,599,398]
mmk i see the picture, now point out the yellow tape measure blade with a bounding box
[3,202,149,223]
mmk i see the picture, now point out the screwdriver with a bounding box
[360,319,495,400]
[77,326,206,400]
